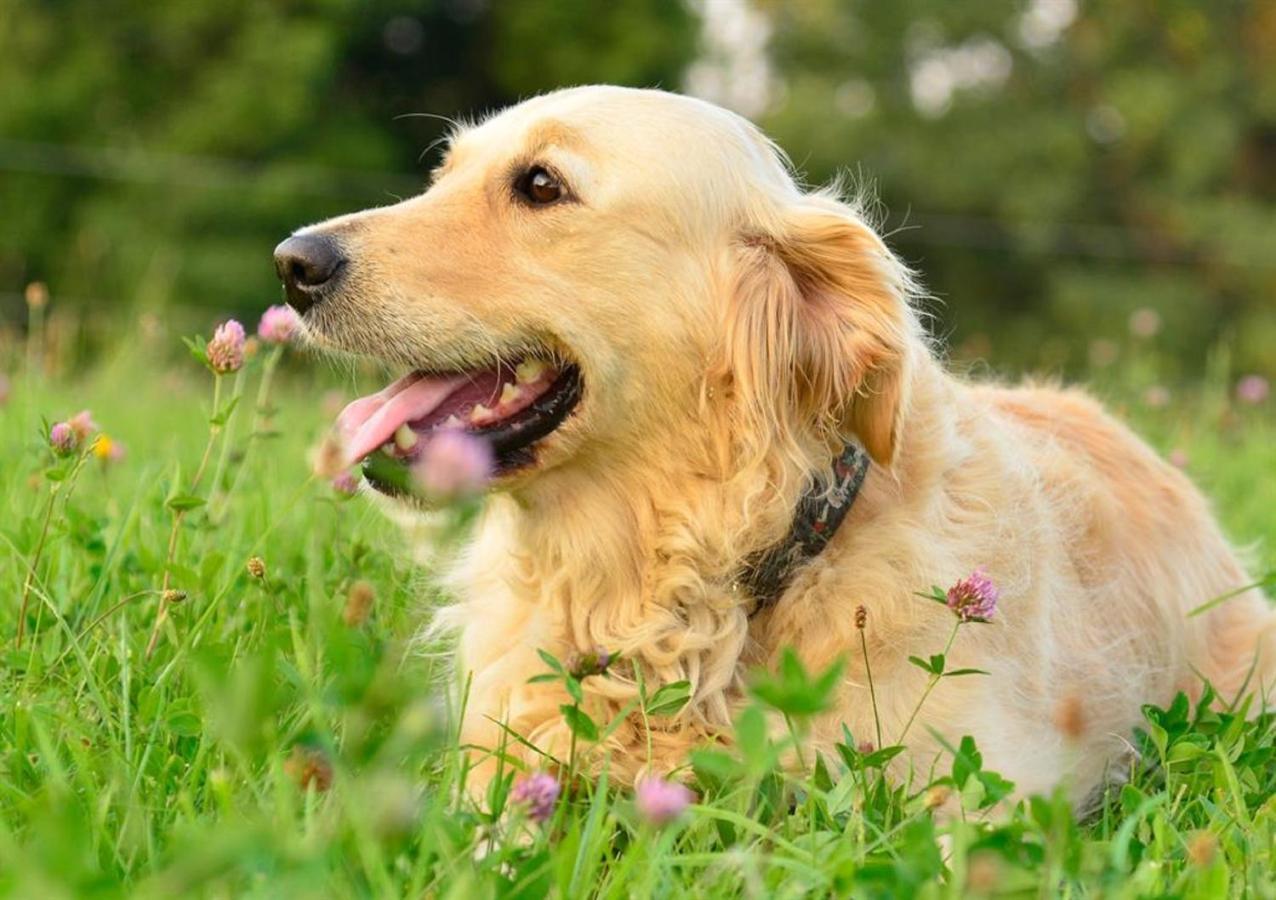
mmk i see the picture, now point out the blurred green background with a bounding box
[2,0,1275,379]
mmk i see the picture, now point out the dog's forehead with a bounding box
[451,87,781,184]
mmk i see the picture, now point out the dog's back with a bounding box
[983,382,1276,706]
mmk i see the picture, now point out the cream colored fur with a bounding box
[295,86,1276,804]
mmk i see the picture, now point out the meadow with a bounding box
[1,311,1273,898]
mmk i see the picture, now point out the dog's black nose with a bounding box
[273,233,345,313]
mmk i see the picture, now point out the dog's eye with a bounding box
[515,166,564,205]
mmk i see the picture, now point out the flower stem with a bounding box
[16,486,59,648]
[41,590,161,674]
[897,620,961,743]
[206,365,249,516]
[146,375,224,658]
[216,344,282,519]
[26,300,45,377]
[188,375,225,493]
[16,452,90,648]
[859,627,883,752]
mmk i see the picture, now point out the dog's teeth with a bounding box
[470,403,493,423]
[381,443,396,456]
[441,414,464,430]
[499,382,521,406]
[393,424,418,451]
[515,359,546,384]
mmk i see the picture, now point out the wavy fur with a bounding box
[295,86,1276,802]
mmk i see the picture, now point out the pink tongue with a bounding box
[336,373,469,464]
[334,371,421,438]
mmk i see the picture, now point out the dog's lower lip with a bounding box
[362,365,583,495]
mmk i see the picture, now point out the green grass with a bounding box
[1,337,1273,898]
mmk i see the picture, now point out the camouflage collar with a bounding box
[739,442,871,614]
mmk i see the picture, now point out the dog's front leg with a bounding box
[453,605,577,804]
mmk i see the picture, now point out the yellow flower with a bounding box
[91,433,125,463]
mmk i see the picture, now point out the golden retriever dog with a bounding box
[274,85,1275,804]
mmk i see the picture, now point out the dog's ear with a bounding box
[722,197,914,467]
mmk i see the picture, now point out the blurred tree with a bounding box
[1,0,1273,377]
[0,0,696,323]
[757,0,1276,375]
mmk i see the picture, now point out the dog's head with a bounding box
[277,86,918,500]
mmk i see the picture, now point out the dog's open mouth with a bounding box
[334,356,582,494]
